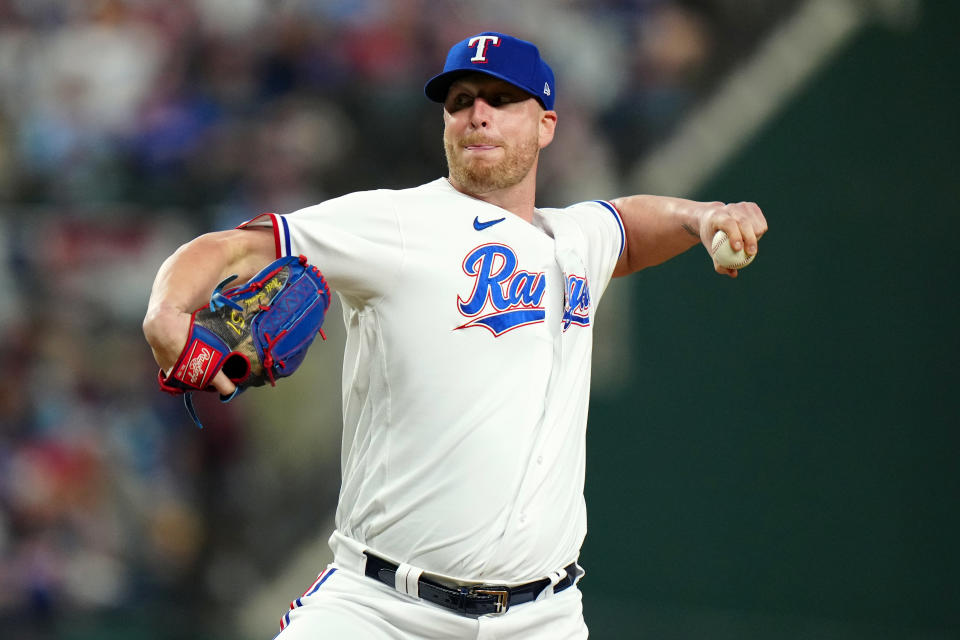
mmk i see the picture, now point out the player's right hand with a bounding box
[698,201,767,278]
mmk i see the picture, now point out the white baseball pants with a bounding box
[272,562,588,639]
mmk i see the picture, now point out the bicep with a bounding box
[146,226,278,335]
[154,227,277,306]
[612,248,633,278]
[220,227,281,283]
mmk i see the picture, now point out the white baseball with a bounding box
[711,230,756,270]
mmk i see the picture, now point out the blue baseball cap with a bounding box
[424,32,556,110]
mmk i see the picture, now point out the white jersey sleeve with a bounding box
[240,190,403,306]
[569,200,625,302]
[539,199,625,306]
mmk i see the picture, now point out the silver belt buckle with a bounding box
[472,586,510,614]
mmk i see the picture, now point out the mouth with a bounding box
[461,137,500,152]
[463,143,501,157]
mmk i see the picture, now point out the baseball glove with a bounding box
[158,254,331,427]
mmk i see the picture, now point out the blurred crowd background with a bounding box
[0,0,905,638]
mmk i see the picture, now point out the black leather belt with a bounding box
[363,551,577,617]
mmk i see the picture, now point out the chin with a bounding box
[445,143,537,193]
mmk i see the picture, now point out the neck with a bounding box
[447,169,538,223]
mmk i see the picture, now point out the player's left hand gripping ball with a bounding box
[158,255,331,426]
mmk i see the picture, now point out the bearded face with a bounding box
[440,74,551,196]
[443,127,540,195]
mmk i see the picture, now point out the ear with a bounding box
[538,110,557,149]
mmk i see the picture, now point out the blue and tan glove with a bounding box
[158,255,331,426]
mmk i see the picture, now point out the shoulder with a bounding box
[539,199,621,219]
[538,200,626,258]
[538,200,624,235]
[390,178,467,205]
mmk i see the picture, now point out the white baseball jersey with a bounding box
[243,177,625,585]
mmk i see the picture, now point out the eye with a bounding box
[447,92,474,112]
[492,92,528,107]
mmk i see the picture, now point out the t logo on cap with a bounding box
[468,35,500,63]
[424,31,557,111]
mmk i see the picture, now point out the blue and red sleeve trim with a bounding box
[592,200,626,258]
[237,212,291,259]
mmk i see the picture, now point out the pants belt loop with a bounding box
[540,568,566,599]
[394,562,424,599]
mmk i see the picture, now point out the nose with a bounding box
[469,97,495,128]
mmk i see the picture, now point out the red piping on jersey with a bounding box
[237,212,282,259]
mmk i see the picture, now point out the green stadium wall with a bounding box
[581,2,960,637]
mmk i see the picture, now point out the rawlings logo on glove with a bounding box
[180,341,220,387]
[158,255,331,427]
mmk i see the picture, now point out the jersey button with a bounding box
[536,455,543,465]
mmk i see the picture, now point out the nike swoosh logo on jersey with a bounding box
[473,216,506,231]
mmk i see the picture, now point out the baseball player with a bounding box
[144,32,767,639]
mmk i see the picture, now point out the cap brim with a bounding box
[424,70,473,103]
[424,69,545,108]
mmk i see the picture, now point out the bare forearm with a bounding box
[611,195,713,275]
[146,230,268,315]
[143,228,275,374]
[610,195,768,278]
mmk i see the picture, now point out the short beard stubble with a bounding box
[444,133,540,195]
